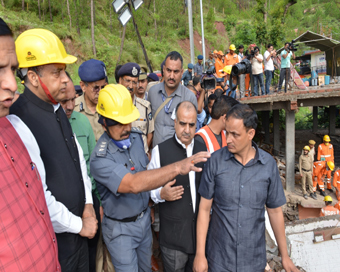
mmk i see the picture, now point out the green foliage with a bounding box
[224,15,237,32]
[233,21,256,48]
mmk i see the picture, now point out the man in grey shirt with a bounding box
[148,51,198,147]
[193,104,298,272]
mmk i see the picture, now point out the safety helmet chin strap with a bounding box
[103,118,113,139]
[37,76,58,105]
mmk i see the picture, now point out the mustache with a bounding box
[127,87,133,92]
[182,132,191,137]
[121,131,131,137]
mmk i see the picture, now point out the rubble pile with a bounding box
[265,254,307,272]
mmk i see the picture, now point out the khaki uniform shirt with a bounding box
[299,154,313,173]
[132,96,154,153]
[74,95,104,142]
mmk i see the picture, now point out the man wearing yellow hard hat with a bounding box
[90,84,210,271]
[299,146,316,200]
[11,28,98,272]
[317,135,334,192]
[320,196,339,216]
[224,44,239,66]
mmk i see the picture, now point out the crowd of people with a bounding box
[182,42,296,99]
[0,18,303,272]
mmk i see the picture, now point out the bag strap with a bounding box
[154,97,172,120]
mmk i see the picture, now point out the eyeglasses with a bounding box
[122,77,138,86]
[89,83,107,93]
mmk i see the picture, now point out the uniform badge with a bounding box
[148,112,152,120]
[79,102,83,111]
[132,67,138,76]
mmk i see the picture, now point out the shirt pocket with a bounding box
[250,178,269,209]
[77,135,89,159]
[214,173,237,208]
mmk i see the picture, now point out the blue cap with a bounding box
[198,55,203,60]
[188,63,194,69]
[147,73,159,82]
[216,77,224,83]
[78,59,107,82]
[117,62,140,78]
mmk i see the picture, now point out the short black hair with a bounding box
[211,96,239,120]
[208,93,217,102]
[164,51,183,68]
[254,46,260,52]
[285,42,290,46]
[115,64,122,83]
[226,104,258,130]
[193,76,200,87]
[238,44,244,49]
[267,43,273,49]
[160,60,165,77]
[65,71,73,82]
[0,18,13,37]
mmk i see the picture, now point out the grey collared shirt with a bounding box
[147,82,198,147]
[194,62,203,76]
[198,143,286,272]
[90,130,150,220]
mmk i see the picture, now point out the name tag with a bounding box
[171,110,176,121]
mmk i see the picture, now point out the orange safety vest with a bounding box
[320,205,339,217]
[317,143,334,162]
[215,58,224,78]
[333,170,340,188]
[196,126,227,153]
[313,161,327,177]
[334,202,340,211]
[224,53,239,66]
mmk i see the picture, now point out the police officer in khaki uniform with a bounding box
[299,146,316,200]
[117,62,154,154]
[74,59,107,141]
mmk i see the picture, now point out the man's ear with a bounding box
[79,81,86,93]
[26,70,39,88]
[248,128,255,140]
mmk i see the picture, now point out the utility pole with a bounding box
[199,0,205,67]
[128,3,153,72]
[187,0,195,65]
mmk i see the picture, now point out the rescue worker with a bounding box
[90,84,210,272]
[75,59,108,141]
[299,146,316,200]
[118,62,154,154]
[319,196,339,216]
[313,161,334,197]
[182,63,193,86]
[317,135,334,192]
[195,96,238,153]
[332,168,340,201]
[308,139,316,162]
[224,44,239,66]
[215,51,224,78]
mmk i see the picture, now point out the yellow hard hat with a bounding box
[15,28,77,68]
[229,44,236,51]
[327,161,335,171]
[309,140,316,145]
[96,84,140,124]
[324,195,333,202]
[303,146,310,151]
[222,65,232,75]
[323,135,331,142]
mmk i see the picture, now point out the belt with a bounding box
[302,168,311,172]
[105,207,148,223]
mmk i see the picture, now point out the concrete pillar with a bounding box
[329,106,336,136]
[285,110,295,192]
[313,106,318,133]
[273,110,280,156]
[263,111,270,143]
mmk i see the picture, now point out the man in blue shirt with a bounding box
[182,63,193,86]
[194,55,204,77]
[193,104,298,272]
[278,42,295,93]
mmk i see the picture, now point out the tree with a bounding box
[38,0,41,20]
[91,0,96,56]
[66,0,71,30]
[48,0,52,22]
[22,0,24,11]
[74,0,80,35]
[1,0,4,8]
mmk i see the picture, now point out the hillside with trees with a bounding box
[1,0,339,89]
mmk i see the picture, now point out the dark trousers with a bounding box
[264,70,273,95]
[88,192,101,272]
[160,245,195,272]
[253,73,265,96]
[278,68,290,93]
[59,238,89,272]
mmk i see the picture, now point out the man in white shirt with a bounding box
[251,46,265,96]
[149,101,207,272]
[264,44,276,95]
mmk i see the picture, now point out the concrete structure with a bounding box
[285,215,340,272]
[241,85,340,192]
